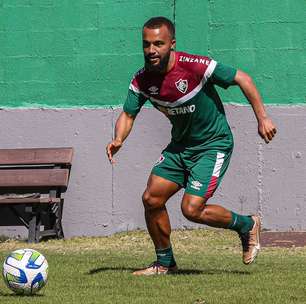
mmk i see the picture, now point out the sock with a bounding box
[156,246,176,267]
[228,211,254,234]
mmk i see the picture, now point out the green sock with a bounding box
[156,246,176,267]
[228,211,254,234]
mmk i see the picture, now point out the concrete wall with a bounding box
[0,0,305,107]
[0,105,305,238]
[0,1,305,237]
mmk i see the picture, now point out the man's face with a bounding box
[142,25,175,72]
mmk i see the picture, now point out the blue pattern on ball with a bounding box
[31,272,44,288]
[18,269,28,284]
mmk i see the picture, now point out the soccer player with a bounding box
[106,16,276,275]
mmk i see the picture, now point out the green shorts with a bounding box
[151,144,232,198]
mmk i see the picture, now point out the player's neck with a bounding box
[165,51,176,73]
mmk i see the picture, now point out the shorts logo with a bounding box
[175,79,188,94]
[154,155,165,166]
[191,180,202,191]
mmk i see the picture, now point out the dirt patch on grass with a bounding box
[261,232,306,248]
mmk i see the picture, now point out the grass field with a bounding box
[0,229,306,304]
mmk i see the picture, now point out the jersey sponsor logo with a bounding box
[166,104,195,116]
[154,155,165,166]
[175,79,188,94]
[179,56,210,65]
[148,86,159,95]
[191,180,203,191]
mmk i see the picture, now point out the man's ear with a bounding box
[171,39,176,50]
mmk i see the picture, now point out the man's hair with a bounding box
[143,17,175,39]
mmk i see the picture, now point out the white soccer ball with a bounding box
[2,248,48,295]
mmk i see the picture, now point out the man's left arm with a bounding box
[234,70,277,143]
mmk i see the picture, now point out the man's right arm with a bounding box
[106,111,135,163]
[107,70,147,163]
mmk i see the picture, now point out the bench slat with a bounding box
[0,198,61,204]
[0,169,69,187]
[0,148,73,165]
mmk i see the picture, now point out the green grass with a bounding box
[0,229,306,304]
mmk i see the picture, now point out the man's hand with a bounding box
[258,117,277,143]
[234,70,277,144]
[105,111,135,164]
[106,139,122,164]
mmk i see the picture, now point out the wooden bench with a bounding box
[0,147,73,243]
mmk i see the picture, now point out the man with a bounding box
[106,16,276,275]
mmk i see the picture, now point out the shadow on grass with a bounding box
[88,267,251,276]
[0,290,44,297]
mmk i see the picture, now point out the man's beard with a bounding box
[144,51,171,73]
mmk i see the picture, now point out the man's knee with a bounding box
[142,190,165,210]
[181,200,206,221]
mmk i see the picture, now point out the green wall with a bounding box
[0,0,305,107]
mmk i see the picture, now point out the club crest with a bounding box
[175,79,188,94]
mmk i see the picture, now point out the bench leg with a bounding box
[28,206,41,243]
[54,200,64,239]
[28,213,37,243]
[40,201,64,240]
[35,216,41,243]
[47,190,64,239]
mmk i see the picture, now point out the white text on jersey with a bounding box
[165,105,196,116]
[179,56,210,65]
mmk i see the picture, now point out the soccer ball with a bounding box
[2,248,48,295]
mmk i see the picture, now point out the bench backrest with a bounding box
[0,148,73,166]
[0,148,73,189]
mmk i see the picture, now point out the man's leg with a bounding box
[181,148,260,265]
[133,174,181,275]
[181,194,260,265]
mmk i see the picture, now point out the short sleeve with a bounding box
[123,89,147,117]
[210,62,237,89]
